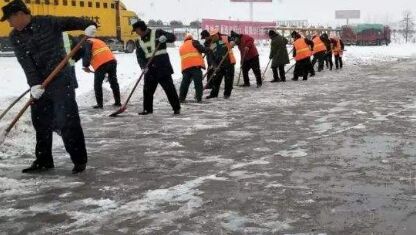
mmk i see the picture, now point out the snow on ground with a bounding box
[1,43,416,233]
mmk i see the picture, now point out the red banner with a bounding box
[202,19,276,40]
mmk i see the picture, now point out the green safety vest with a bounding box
[63,32,75,66]
[138,29,167,58]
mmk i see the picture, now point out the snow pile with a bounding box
[344,43,416,66]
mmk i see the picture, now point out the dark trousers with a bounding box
[31,87,87,166]
[271,65,286,81]
[312,51,325,72]
[143,71,181,113]
[205,67,214,89]
[242,56,262,86]
[210,65,235,97]
[335,55,343,69]
[293,57,313,80]
[94,60,120,106]
[180,67,203,102]
[326,52,333,70]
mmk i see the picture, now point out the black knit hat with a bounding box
[132,20,147,32]
[291,31,299,38]
[268,30,277,37]
[1,0,30,22]
[230,30,240,38]
[201,30,210,39]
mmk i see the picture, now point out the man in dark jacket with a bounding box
[231,31,262,88]
[133,20,181,115]
[201,29,214,89]
[2,0,95,174]
[82,31,121,109]
[291,31,314,81]
[268,30,289,82]
[206,29,235,99]
[321,33,333,70]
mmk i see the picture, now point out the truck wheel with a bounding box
[125,41,135,53]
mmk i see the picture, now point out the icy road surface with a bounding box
[1,46,416,234]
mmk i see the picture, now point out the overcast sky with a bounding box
[122,0,415,26]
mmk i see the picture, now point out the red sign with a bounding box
[202,19,276,40]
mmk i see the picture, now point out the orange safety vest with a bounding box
[333,38,342,56]
[221,35,236,65]
[312,36,326,54]
[293,38,312,61]
[179,39,206,72]
[88,38,115,71]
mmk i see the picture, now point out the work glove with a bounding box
[30,85,45,100]
[158,35,167,43]
[84,25,97,37]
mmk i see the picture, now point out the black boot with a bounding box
[139,111,153,115]
[22,160,54,173]
[93,105,103,109]
[206,95,217,99]
[72,163,86,174]
[271,79,281,83]
[113,103,122,107]
[239,84,250,87]
[174,109,181,115]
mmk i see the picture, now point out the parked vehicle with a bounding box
[341,24,391,46]
[0,0,139,52]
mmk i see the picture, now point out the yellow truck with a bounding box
[0,0,139,52]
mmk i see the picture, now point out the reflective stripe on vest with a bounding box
[179,39,205,71]
[139,29,168,59]
[221,35,236,64]
[293,38,312,61]
[312,37,326,54]
[62,32,75,66]
[88,38,115,71]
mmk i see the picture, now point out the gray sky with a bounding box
[122,0,415,26]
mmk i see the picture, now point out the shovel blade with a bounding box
[109,106,127,117]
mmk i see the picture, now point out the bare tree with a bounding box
[401,10,415,43]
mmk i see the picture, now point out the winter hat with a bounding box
[201,30,210,39]
[1,0,31,22]
[132,20,147,32]
[230,30,240,38]
[268,30,277,37]
[184,33,193,40]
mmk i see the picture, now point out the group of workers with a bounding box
[1,0,345,174]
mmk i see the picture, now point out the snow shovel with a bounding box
[0,88,30,122]
[0,36,87,145]
[236,48,247,86]
[261,59,272,82]
[109,43,161,117]
[285,63,296,73]
[204,50,231,90]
